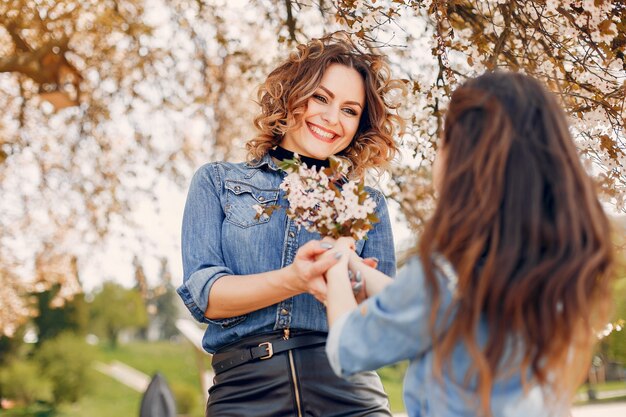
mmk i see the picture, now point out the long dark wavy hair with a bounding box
[246,32,405,178]
[418,72,614,415]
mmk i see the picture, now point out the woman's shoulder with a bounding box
[194,159,274,179]
[195,160,252,172]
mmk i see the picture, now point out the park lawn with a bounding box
[31,340,208,417]
[576,380,626,394]
[55,368,141,417]
[94,340,208,417]
[0,368,140,417]
[96,340,210,389]
[378,361,408,412]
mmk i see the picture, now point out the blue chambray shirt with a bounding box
[177,153,396,353]
[326,256,568,417]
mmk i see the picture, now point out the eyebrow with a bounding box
[319,85,363,108]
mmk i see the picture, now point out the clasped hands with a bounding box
[289,237,375,304]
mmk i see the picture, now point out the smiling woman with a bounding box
[177,33,406,416]
[248,32,405,178]
[280,64,365,159]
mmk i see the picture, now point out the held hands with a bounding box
[314,237,373,303]
[289,237,375,304]
[287,240,340,303]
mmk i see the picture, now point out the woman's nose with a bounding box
[321,106,339,125]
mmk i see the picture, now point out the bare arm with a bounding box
[325,238,395,327]
[325,251,356,327]
[347,252,393,298]
[206,240,337,319]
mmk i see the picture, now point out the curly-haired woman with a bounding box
[324,71,615,417]
[177,33,405,416]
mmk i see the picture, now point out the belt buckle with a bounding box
[258,341,273,360]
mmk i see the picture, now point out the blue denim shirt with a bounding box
[326,256,568,417]
[177,153,396,353]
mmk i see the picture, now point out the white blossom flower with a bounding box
[256,155,379,240]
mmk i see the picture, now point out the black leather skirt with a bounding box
[207,330,392,417]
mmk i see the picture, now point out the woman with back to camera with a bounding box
[177,33,404,416]
[323,71,614,417]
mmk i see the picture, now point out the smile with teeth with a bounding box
[308,123,338,142]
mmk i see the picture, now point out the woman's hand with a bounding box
[318,237,374,303]
[287,240,339,302]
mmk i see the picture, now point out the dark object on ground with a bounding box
[139,373,177,417]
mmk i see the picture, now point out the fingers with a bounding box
[296,239,334,259]
[309,277,327,303]
[308,252,343,277]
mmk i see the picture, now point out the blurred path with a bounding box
[94,360,151,392]
[571,402,626,417]
[95,358,214,396]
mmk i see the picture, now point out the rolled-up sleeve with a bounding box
[361,191,396,278]
[177,163,234,323]
[326,257,454,377]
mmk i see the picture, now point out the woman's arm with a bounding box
[179,164,337,321]
[347,252,393,299]
[325,257,437,377]
[325,250,356,327]
[206,240,338,319]
[325,249,394,327]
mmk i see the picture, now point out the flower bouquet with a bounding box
[254,154,379,241]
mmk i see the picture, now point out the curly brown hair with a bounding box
[419,72,614,415]
[246,33,405,178]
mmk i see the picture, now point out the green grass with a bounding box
[92,340,208,417]
[0,404,55,417]
[577,380,626,394]
[55,368,141,417]
[96,340,210,389]
[378,361,408,412]
[0,368,145,417]
[575,395,626,406]
[0,340,208,417]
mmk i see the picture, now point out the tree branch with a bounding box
[0,37,69,84]
[5,22,32,52]
[284,0,297,43]
[487,2,512,69]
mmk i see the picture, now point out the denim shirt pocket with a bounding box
[224,180,280,228]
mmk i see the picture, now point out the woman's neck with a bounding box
[269,145,330,169]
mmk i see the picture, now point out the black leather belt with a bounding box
[212,334,327,374]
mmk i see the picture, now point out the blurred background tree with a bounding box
[0,0,623,336]
[0,1,623,414]
[90,281,148,348]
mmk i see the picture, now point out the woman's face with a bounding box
[280,63,365,159]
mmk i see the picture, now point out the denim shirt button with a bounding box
[280,308,289,315]
[288,231,295,238]
[258,196,265,202]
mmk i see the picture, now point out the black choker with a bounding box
[269,145,330,169]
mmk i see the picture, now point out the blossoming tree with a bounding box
[331,0,624,230]
[1,0,624,336]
